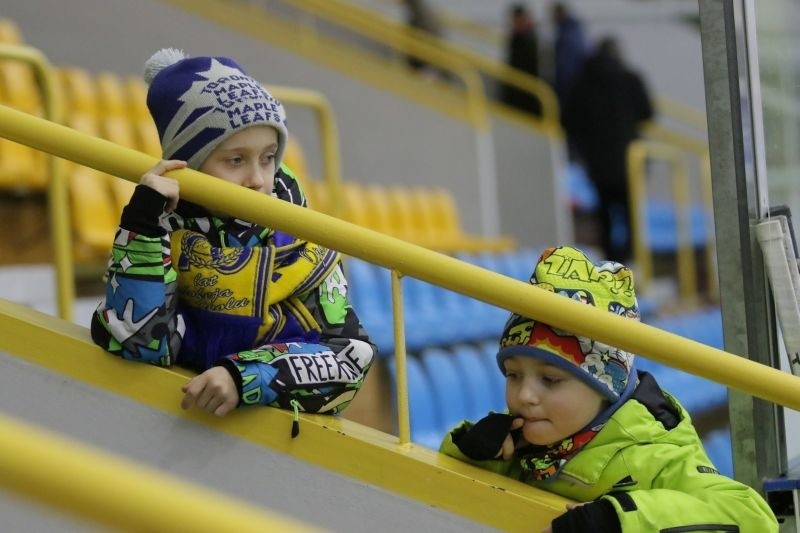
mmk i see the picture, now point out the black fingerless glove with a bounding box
[451,413,517,460]
[551,499,621,533]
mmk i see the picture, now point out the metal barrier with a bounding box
[1,103,799,416]
[0,43,72,322]
[628,139,700,304]
[0,410,318,531]
[645,122,718,303]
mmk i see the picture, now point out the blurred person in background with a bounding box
[401,0,445,79]
[500,3,542,117]
[561,37,655,264]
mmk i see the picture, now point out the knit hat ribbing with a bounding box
[496,246,639,402]
[143,48,288,170]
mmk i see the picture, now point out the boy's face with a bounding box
[503,356,606,446]
[198,125,279,196]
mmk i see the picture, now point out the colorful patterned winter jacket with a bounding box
[91,165,376,415]
[440,372,778,532]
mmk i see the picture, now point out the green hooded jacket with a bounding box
[440,373,777,532]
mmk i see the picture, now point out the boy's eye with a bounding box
[542,375,564,386]
[261,153,276,164]
[505,371,520,380]
[228,156,243,165]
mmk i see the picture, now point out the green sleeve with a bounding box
[607,445,778,531]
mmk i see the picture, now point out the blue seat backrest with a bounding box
[451,343,502,420]
[387,356,443,449]
[420,347,472,433]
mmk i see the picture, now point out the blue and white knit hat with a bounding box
[143,48,288,170]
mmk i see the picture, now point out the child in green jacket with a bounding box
[440,246,777,532]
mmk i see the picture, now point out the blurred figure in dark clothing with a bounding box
[550,2,587,107]
[561,37,655,264]
[402,0,443,75]
[500,3,542,117]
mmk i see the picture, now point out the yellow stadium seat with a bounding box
[121,77,162,157]
[302,179,330,214]
[58,66,99,116]
[123,76,151,121]
[341,181,371,228]
[0,40,46,191]
[60,110,120,262]
[95,72,128,117]
[362,185,394,235]
[283,136,310,179]
[0,18,22,44]
[386,186,417,242]
[69,165,119,262]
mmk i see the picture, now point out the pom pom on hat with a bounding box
[143,48,288,170]
[143,48,186,85]
[496,246,640,402]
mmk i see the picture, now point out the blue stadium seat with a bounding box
[478,340,508,413]
[456,252,508,339]
[387,356,443,450]
[420,348,472,433]
[646,199,712,252]
[402,276,456,350]
[566,162,598,212]
[345,258,394,356]
[451,343,504,419]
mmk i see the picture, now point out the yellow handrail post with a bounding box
[268,86,344,218]
[628,141,653,292]
[629,140,701,306]
[671,150,698,305]
[391,269,411,446]
[0,44,71,322]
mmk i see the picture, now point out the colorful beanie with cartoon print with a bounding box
[496,246,640,402]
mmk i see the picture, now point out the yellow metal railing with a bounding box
[0,411,318,531]
[645,121,718,303]
[628,139,700,305]
[2,104,800,416]
[3,103,800,527]
[0,43,72,321]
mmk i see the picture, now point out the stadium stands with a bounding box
[0,16,732,483]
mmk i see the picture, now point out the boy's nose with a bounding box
[517,381,541,405]
[245,166,267,190]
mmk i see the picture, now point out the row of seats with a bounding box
[304,180,516,253]
[346,248,542,356]
[0,17,513,263]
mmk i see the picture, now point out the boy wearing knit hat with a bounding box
[91,49,375,425]
[440,246,777,532]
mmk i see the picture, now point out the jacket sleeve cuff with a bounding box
[120,185,168,235]
[551,499,621,533]
[214,358,244,406]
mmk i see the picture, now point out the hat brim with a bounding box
[497,345,619,402]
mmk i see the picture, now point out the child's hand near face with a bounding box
[498,417,526,459]
[181,367,239,417]
[140,159,186,213]
[453,413,527,460]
